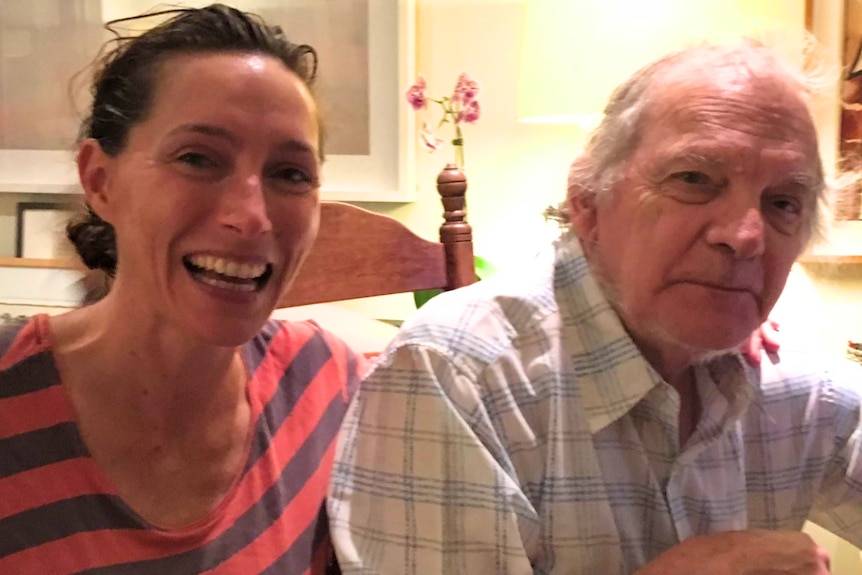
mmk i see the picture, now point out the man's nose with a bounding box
[219,174,273,238]
[705,207,765,259]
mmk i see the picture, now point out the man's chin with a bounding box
[592,271,756,363]
[689,347,741,366]
[646,322,751,362]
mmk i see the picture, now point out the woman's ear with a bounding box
[77,138,114,223]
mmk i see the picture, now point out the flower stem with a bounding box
[454,124,464,169]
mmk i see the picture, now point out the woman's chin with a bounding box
[186,313,271,348]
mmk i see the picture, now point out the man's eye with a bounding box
[664,171,722,203]
[761,193,806,235]
[773,198,801,214]
[765,195,804,224]
[675,171,712,185]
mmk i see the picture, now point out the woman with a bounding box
[0,5,359,573]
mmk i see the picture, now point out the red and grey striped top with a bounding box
[0,315,362,574]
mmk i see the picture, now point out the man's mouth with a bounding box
[691,281,758,294]
[182,254,273,292]
[678,280,763,307]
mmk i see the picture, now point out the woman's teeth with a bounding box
[197,275,257,292]
[186,255,267,280]
[183,255,272,293]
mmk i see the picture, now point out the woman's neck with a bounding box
[48,294,247,435]
[46,297,253,528]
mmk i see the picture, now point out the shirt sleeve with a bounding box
[327,342,537,574]
[806,359,862,546]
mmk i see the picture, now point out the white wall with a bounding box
[341,0,583,319]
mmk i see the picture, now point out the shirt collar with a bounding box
[553,233,762,434]
[553,233,663,433]
[699,353,765,420]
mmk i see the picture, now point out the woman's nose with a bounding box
[218,174,273,238]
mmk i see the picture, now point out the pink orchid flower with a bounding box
[457,99,481,124]
[419,122,444,152]
[405,77,427,111]
[405,72,480,168]
[452,72,480,105]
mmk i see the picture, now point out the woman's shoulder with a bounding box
[251,318,357,357]
[0,314,51,372]
[245,318,365,395]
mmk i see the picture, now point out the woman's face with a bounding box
[79,52,321,345]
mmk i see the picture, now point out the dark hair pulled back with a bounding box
[67,3,318,277]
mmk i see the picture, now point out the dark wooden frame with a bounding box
[14,201,77,258]
[278,163,475,308]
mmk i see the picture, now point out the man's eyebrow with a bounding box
[675,151,718,162]
[779,172,821,193]
[656,153,821,185]
[654,151,726,170]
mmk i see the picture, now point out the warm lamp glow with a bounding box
[518,0,806,125]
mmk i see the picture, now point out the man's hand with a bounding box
[741,319,780,368]
[636,530,830,575]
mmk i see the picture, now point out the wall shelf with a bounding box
[797,255,862,280]
[0,257,79,270]
[0,261,84,306]
[798,255,862,264]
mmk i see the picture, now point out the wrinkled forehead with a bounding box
[647,60,813,122]
[642,59,819,152]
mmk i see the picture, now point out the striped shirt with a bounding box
[0,315,361,574]
[328,233,862,574]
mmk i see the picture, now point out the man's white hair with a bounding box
[558,38,841,247]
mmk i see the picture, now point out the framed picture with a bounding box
[839,0,862,157]
[836,0,862,219]
[0,0,416,202]
[805,0,862,220]
[15,202,78,259]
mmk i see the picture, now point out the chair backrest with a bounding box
[277,164,475,308]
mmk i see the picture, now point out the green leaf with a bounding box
[473,255,498,281]
[413,255,499,309]
[413,288,441,309]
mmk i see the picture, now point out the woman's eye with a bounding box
[270,166,316,186]
[280,168,308,183]
[177,152,217,169]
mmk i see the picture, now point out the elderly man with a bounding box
[328,42,860,574]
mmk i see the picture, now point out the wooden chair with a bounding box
[277,164,475,308]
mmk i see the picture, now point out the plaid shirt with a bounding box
[328,233,862,574]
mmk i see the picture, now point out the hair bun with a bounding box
[66,208,118,276]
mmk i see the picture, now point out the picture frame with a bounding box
[838,0,862,156]
[14,202,78,259]
[804,0,862,220]
[313,0,417,202]
[0,0,416,202]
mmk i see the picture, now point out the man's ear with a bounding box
[77,138,114,223]
[566,155,599,244]
[567,186,599,246]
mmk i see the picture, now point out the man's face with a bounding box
[572,64,820,370]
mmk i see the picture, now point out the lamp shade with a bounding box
[518,0,806,124]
